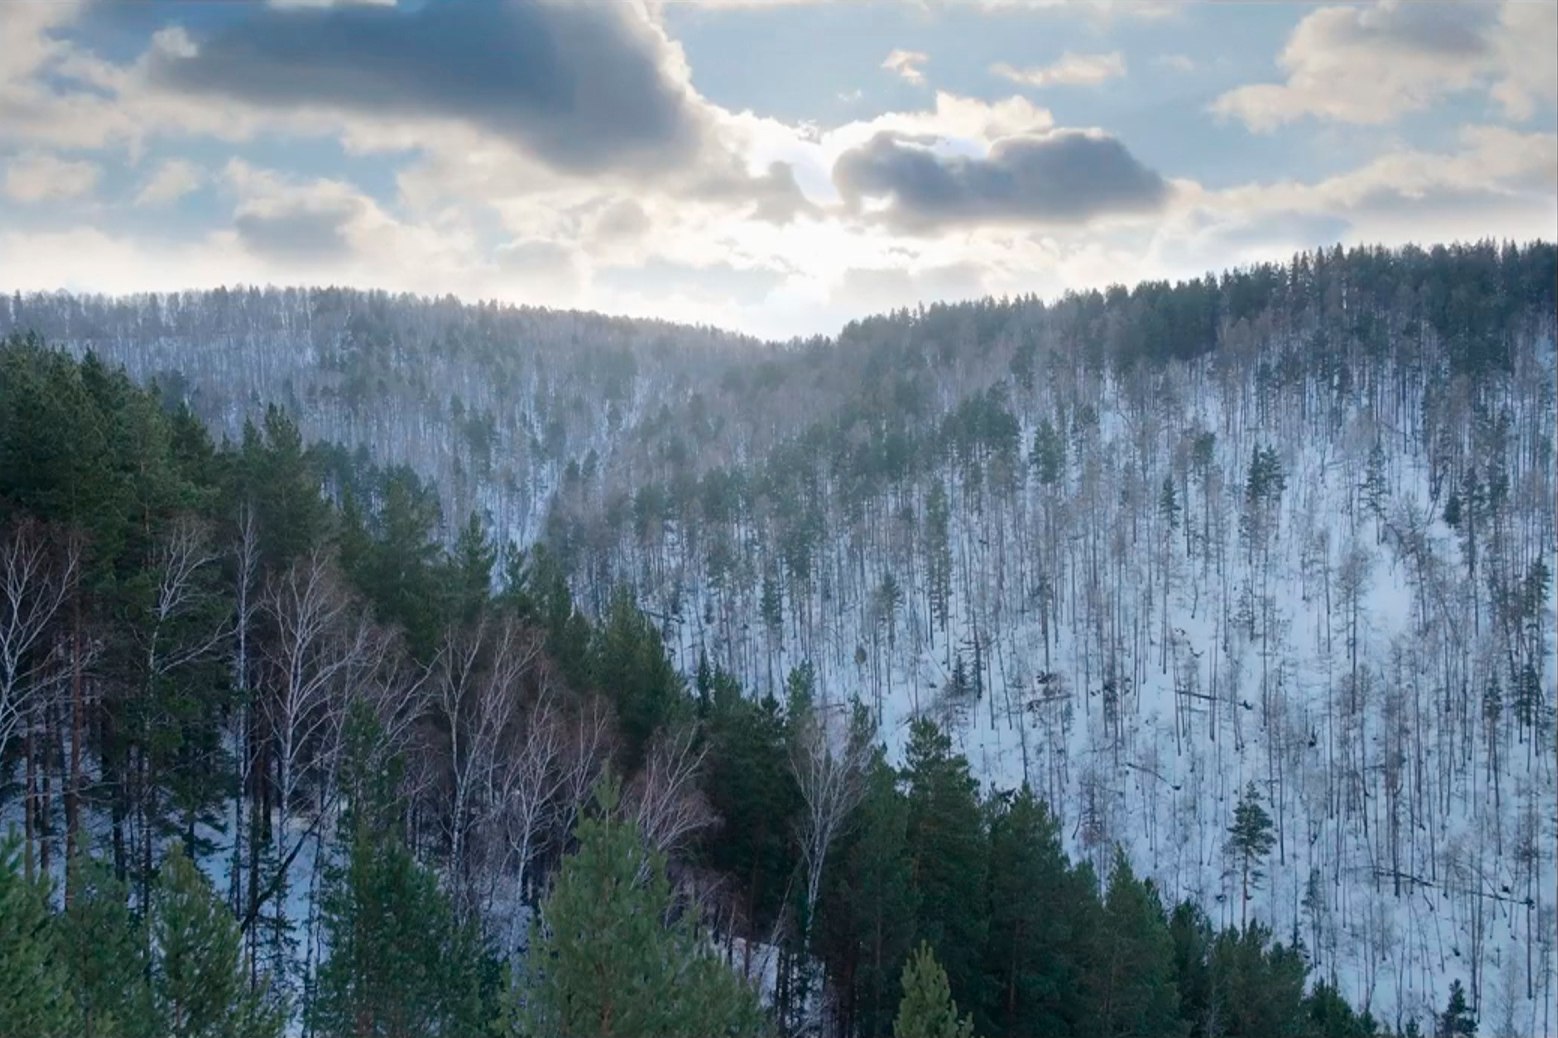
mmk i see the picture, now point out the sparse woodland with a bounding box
[0,240,1553,1038]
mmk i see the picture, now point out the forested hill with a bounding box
[2,239,1555,1036]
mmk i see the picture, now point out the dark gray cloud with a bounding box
[1329,1,1495,60]
[234,196,362,262]
[833,130,1168,231]
[150,0,704,174]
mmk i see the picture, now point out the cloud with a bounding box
[148,0,708,175]
[134,158,204,206]
[3,150,100,202]
[1213,0,1557,130]
[991,51,1125,88]
[223,160,396,265]
[882,49,929,86]
[1153,54,1195,74]
[834,129,1168,231]
[597,258,788,305]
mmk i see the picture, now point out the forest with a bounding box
[1,240,1553,1037]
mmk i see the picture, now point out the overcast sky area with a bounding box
[1,0,1554,340]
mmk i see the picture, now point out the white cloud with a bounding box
[134,158,204,206]
[991,51,1126,88]
[1214,0,1557,131]
[3,150,100,202]
[882,49,929,86]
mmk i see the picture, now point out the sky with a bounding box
[0,0,1554,340]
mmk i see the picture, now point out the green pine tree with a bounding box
[1084,849,1183,1038]
[816,750,919,1038]
[1438,979,1476,1037]
[310,818,495,1037]
[1225,782,1276,928]
[894,943,975,1038]
[0,834,81,1038]
[60,855,156,1038]
[982,786,1089,1038]
[151,845,282,1038]
[515,776,767,1038]
[904,719,989,1024]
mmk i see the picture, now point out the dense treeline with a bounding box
[0,338,1458,1037]
[529,242,1553,1031]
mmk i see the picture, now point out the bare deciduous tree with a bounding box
[790,702,870,929]
[0,519,75,763]
[622,723,714,868]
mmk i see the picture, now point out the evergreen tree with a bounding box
[817,751,918,1038]
[516,777,767,1038]
[1437,980,1476,1037]
[1206,923,1309,1038]
[1083,849,1182,1038]
[310,727,495,1038]
[590,587,687,771]
[1031,417,1065,488]
[151,845,282,1038]
[1225,783,1276,928]
[894,943,976,1038]
[0,835,81,1038]
[60,855,156,1038]
[1159,474,1181,533]
[903,719,989,1024]
[981,786,1087,1037]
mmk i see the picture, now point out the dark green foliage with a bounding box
[0,835,81,1038]
[1159,475,1181,533]
[817,751,919,1038]
[1438,980,1476,1037]
[982,786,1086,1038]
[700,674,802,937]
[1226,783,1276,927]
[1305,979,1379,1038]
[60,855,156,1038]
[1031,417,1065,487]
[516,777,767,1038]
[894,943,975,1038]
[311,808,494,1037]
[903,719,989,1023]
[151,845,282,1038]
[1205,924,1309,1038]
[590,587,688,770]
[1083,850,1182,1038]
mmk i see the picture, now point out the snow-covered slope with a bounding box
[8,249,1554,1034]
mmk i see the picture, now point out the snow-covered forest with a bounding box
[2,240,1553,1037]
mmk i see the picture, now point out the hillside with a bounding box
[4,240,1555,1033]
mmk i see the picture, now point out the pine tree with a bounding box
[1083,849,1182,1038]
[516,776,766,1038]
[982,786,1087,1038]
[1031,418,1065,488]
[895,943,976,1038]
[1206,923,1309,1038]
[0,835,81,1038]
[1225,783,1276,928]
[310,811,493,1037]
[1438,979,1476,1037]
[151,845,282,1038]
[60,855,156,1038]
[817,751,918,1038]
[1159,474,1181,533]
[904,719,989,1024]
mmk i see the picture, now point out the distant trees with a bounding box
[3,234,1553,1037]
